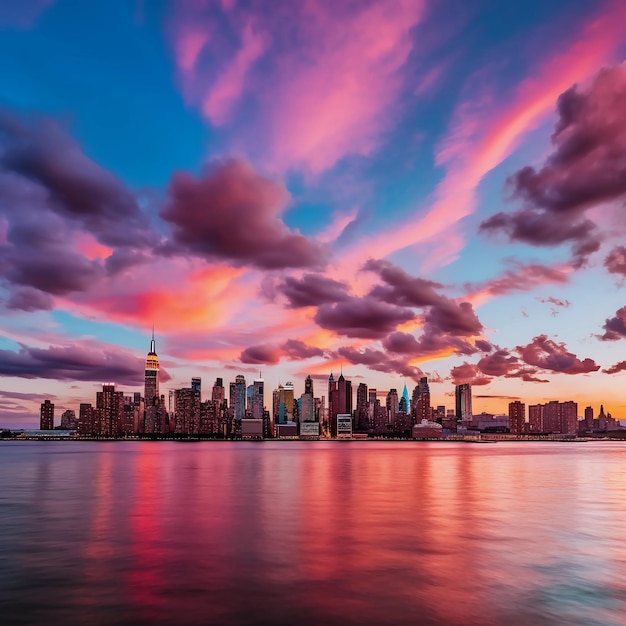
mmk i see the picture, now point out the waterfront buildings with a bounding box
[31,331,622,439]
[528,401,578,435]
[40,399,54,430]
[509,401,525,434]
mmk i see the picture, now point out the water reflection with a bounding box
[0,441,625,625]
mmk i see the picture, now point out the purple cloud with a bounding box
[161,159,327,269]
[604,246,626,277]
[473,262,570,296]
[0,113,154,248]
[601,306,626,340]
[424,299,482,336]
[0,342,170,385]
[603,360,626,374]
[314,296,415,339]
[281,339,324,360]
[450,363,491,386]
[240,344,281,365]
[363,258,443,307]
[335,346,423,381]
[517,334,599,374]
[481,65,626,266]
[278,273,349,308]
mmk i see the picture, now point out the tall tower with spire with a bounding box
[145,329,160,406]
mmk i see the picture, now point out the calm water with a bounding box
[1,441,625,626]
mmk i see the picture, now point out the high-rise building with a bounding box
[368,388,377,429]
[96,384,124,437]
[328,373,337,432]
[528,404,543,432]
[386,389,399,424]
[273,382,294,425]
[251,377,264,420]
[584,406,594,430]
[402,384,410,412]
[77,403,94,435]
[528,401,578,434]
[174,383,201,434]
[355,382,369,431]
[414,377,431,423]
[543,401,560,433]
[304,374,314,397]
[144,330,160,407]
[455,384,472,422]
[301,375,315,422]
[40,399,54,430]
[60,409,77,430]
[301,392,314,422]
[231,375,247,421]
[212,378,225,402]
[508,401,525,434]
[399,394,408,414]
[282,382,294,421]
[330,373,352,437]
[560,401,578,435]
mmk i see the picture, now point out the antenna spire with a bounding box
[150,325,156,354]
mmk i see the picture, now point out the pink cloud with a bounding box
[202,22,268,125]
[176,29,209,73]
[170,0,426,173]
[517,335,600,374]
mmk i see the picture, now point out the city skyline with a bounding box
[2,1,626,427]
[12,333,624,433]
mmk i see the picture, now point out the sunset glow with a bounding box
[2,0,626,426]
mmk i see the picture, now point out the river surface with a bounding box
[0,440,625,626]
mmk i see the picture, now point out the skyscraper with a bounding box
[455,383,472,422]
[144,330,160,407]
[509,401,525,434]
[329,373,352,437]
[528,404,544,432]
[251,376,264,420]
[282,382,294,421]
[355,382,369,431]
[96,384,124,437]
[401,384,410,412]
[328,373,337,432]
[304,374,314,397]
[232,375,246,421]
[414,377,431,423]
[40,399,54,430]
[386,389,399,424]
[301,375,315,422]
[212,378,225,402]
[174,383,201,434]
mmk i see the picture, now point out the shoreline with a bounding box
[2,434,625,443]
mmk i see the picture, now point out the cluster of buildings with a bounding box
[35,336,620,439]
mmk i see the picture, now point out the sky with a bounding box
[2,0,626,427]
